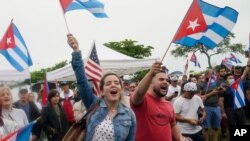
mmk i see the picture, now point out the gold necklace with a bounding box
[111,109,116,113]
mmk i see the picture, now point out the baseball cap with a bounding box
[60,80,70,86]
[19,88,28,94]
[183,82,197,92]
[170,75,179,81]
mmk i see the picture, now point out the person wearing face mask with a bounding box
[220,72,250,140]
[67,34,136,141]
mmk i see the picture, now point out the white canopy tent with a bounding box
[47,44,157,81]
[0,68,30,82]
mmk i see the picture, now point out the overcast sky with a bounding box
[0,0,249,73]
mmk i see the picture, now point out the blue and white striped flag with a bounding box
[0,21,33,72]
[190,53,201,68]
[227,53,242,64]
[2,120,36,141]
[221,58,233,70]
[173,0,238,49]
[60,0,108,18]
[230,79,246,109]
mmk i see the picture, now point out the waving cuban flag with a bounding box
[0,21,33,72]
[207,72,216,88]
[190,53,201,68]
[2,120,36,141]
[172,0,238,49]
[221,57,233,70]
[227,53,242,64]
[230,79,246,109]
[60,0,108,18]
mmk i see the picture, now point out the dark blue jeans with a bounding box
[182,130,205,141]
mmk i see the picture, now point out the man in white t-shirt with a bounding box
[173,82,206,141]
[165,76,181,104]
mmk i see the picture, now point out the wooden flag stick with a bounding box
[160,42,172,63]
[62,14,70,33]
[58,0,70,33]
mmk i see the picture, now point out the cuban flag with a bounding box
[2,120,36,141]
[60,0,108,18]
[221,57,233,70]
[0,21,33,72]
[207,72,216,88]
[172,0,238,49]
[190,53,201,68]
[230,79,246,109]
[227,53,242,64]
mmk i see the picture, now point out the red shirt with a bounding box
[131,93,175,141]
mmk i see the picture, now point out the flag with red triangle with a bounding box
[0,21,33,71]
[172,0,238,49]
[230,79,246,109]
[190,53,201,68]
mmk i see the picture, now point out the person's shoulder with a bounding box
[12,101,19,107]
[122,105,135,117]
[41,105,51,113]
[12,108,25,114]
[193,95,202,100]
[28,101,37,107]
[173,96,183,102]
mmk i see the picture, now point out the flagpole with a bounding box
[58,0,70,33]
[160,0,196,62]
[62,13,70,33]
[160,42,172,63]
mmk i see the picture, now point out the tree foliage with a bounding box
[104,39,154,59]
[104,39,154,81]
[170,33,245,68]
[30,60,68,83]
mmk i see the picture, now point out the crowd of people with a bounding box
[0,34,250,141]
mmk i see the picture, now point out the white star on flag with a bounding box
[7,37,12,44]
[187,18,200,31]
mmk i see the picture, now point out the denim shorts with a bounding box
[202,106,221,129]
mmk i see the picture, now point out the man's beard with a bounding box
[153,87,167,98]
[219,74,225,78]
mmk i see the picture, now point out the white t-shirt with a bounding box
[2,108,29,129]
[166,85,181,104]
[173,95,204,134]
[0,118,19,137]
[60,89,74,105]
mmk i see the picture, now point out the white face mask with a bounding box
[228,79,235,85]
